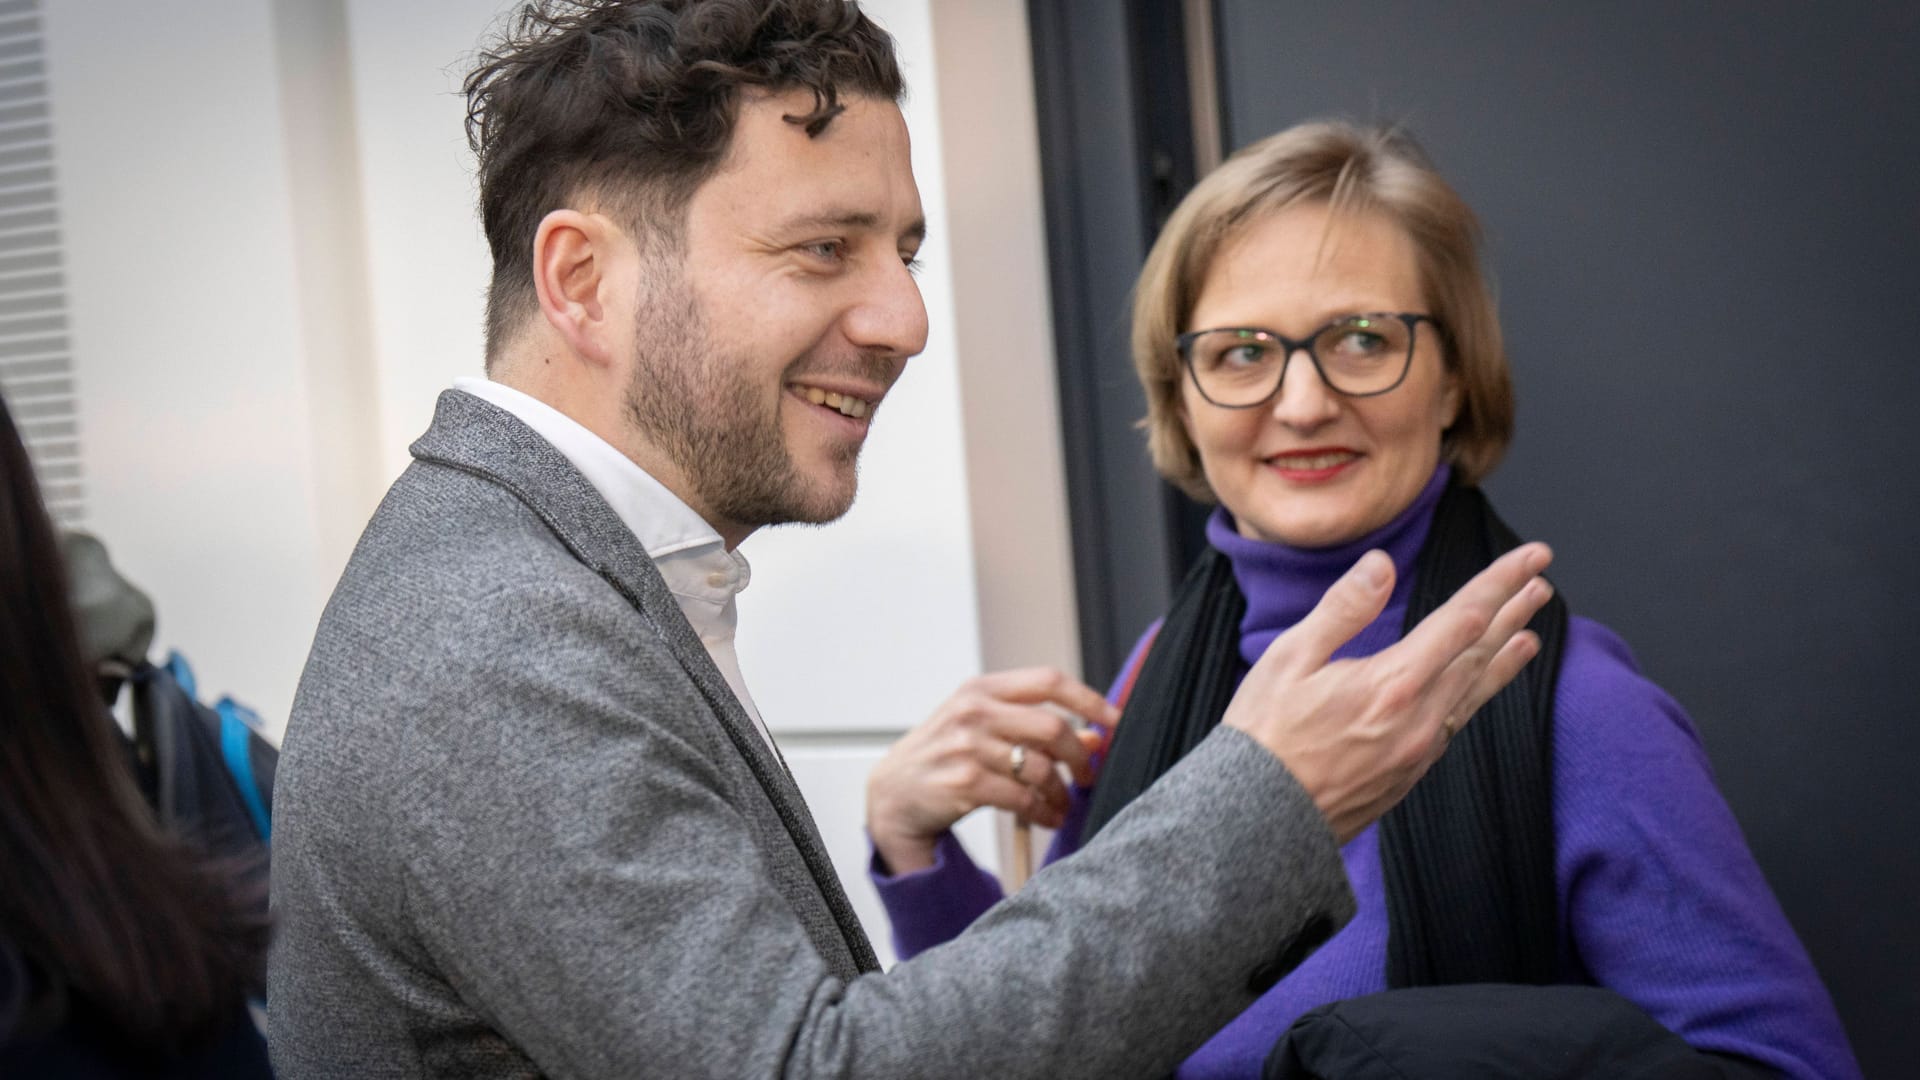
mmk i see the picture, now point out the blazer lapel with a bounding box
[410,390,879,973]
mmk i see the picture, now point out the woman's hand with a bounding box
[867,667,1117,875]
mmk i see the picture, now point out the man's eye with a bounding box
[902,253,923,276]
[801,240,845,262]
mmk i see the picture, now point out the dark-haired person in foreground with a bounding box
[265,3,1551,1076]
[0,393,273,1078]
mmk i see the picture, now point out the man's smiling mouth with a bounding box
[792,382,874,419]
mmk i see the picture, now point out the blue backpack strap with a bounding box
[164,650,273,843]
[164,649,198,698]
[217,696,272,843]
[217,698,272,842]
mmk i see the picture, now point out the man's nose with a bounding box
[844,258,929,360]
[1270,348,1340,429]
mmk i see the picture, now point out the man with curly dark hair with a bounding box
[266,2,1553,1076]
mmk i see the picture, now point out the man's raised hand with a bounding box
[1222,543,1554,842]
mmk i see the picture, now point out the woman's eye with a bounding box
[1333,330,1387,355]
[1222,343,1269,367]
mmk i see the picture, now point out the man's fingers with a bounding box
[1444,629,1542,737]
[1426,575,1553,719]
[1262,549,1396,673]
[1392,543,1551,686]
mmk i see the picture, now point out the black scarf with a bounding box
[1081,483,1568,987]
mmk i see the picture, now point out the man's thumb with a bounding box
[1264,549,1394,673]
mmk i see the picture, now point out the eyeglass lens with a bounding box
[1187,315,1413,404]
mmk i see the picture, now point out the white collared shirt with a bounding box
[452,377,774,754]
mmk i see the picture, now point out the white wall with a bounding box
[43,0,1072,967]
[45,0,338,732]
[339,0,492,479]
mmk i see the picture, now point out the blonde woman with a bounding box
[867,122,1856,1078]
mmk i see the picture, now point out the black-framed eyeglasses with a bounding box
[1175,312,1442,408]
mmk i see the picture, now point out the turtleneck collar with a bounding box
[1207,464,1451,668]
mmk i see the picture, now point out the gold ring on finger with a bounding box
[1008,743,1028,780]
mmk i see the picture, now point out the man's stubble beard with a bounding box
[621,268,860,531]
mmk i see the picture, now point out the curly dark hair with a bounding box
[464,0,905,364]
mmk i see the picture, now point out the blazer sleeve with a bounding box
[393,583,1356,1080]
[1552,617,1860,1080]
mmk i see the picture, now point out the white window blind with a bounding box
[0,0,81,525]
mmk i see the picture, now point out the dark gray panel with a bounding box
[1217,0,1918,1069]
[1029,0,1186,683]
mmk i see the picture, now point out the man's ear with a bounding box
[531,209,630,367]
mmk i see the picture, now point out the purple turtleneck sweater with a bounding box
[873,467,1858,1079]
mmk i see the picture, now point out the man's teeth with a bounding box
[1273,451,1355,470]
[801,386,871,419]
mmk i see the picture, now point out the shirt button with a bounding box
[707,571,729,588]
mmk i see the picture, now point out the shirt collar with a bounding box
[451,376,735,568]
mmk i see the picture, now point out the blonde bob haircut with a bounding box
[1133,120,1514,502]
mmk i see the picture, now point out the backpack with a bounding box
[123,651,275,916]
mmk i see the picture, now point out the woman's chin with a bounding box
[1233,509,1371,550]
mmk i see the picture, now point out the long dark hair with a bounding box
[0,393,268,1053]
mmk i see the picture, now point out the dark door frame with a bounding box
[1026,0,1214,685]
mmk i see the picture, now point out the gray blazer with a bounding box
[266,390,1355,1079]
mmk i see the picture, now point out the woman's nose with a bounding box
[1269,349,1341,429]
